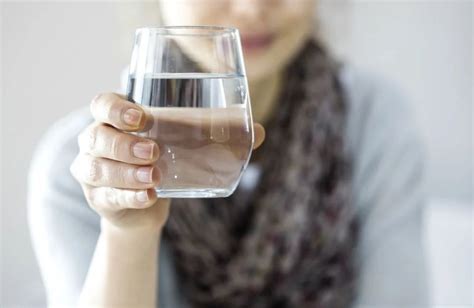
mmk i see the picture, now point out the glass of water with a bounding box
[126,26,254,198]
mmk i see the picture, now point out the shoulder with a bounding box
[338,65,427,215]
[28,106,93,197]
[337,65,428,235]
[338,64,424,159]
[35,106,92,151]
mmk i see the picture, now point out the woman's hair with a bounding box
[115,1,352,62]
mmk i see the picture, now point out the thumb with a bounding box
[253,123,265,149]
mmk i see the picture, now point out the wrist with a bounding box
[100,218,163,240]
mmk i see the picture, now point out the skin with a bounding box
[73,0,314,306]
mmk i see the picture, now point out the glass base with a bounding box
[155,188,233,198]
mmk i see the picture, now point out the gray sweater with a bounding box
[28,65,429,307]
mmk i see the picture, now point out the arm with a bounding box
[68,93,170,307]
[78,221,162,308]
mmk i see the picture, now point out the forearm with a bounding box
[78,220,162,308]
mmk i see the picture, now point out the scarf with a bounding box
[164,39,358,308]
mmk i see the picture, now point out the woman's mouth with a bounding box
[240,33,274,54]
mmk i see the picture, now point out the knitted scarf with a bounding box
[164,39,358,308]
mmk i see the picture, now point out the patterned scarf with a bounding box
[164,39,358,308]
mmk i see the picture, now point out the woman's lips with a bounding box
[240,33,274,53]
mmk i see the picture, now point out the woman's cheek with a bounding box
[160,2,214,26]
[183,2,229,26]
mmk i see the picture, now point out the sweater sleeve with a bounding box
[27,107,102,307]
[341,67,430,307]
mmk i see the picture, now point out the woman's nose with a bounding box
[230,0,266,20]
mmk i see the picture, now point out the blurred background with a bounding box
[1,1,472,307]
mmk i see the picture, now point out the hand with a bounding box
[70,93,265,233]
[70,93,169,233]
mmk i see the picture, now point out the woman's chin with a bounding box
[245,54,280,83]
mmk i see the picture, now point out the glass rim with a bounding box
[135,26,239,37]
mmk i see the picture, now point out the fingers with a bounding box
[90,93,150,132]
[82,184,158,211]
[70,154,160,189]
[78,123,159,165]
[253,123,265,149]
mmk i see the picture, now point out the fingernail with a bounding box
[136,167,153,183]
[136,190,149,202]
[133,142,154,160]
[123,108,142,127]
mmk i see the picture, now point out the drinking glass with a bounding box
[126,26,254,198]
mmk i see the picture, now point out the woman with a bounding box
[28,0,429,307]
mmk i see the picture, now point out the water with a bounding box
[127,73,248,108]
[126,74,254,198]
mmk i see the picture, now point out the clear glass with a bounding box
[126,26,254,198]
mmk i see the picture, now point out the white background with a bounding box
[1,1,472,307]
